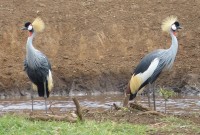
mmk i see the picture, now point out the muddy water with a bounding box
[0,94,199,114]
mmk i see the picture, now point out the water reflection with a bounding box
[0,94,199,114]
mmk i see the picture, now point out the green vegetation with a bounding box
[0,114,199,135]
[0,114,147,135]
[159,87,177,113]
[157,116,200,134]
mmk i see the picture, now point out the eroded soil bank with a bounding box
[0,0,200,97]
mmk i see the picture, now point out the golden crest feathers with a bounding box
[161,15,177,33]
[32,17,45,33]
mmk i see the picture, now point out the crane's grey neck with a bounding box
[26,32,38,68]
[163,30,179,70]
[168,30,178,55]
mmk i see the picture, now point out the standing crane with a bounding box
[22,17,53,113]
[126,16,182,110]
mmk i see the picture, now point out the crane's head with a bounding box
[21,17,45,36]
[125,82,137,100]
[171,21,182,36]
[21,22,34,36]
[161,16,182,36]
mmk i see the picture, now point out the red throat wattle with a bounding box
[29,32,33,37]
[173,31,177,36]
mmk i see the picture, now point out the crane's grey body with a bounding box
[22,19,53,113]
[128,29,180,106]
[126,16,181,110]
[134,30,178,89]
[24,32,51,98]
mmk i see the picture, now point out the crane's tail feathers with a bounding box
[37,82,50,98]
[32,17,45,33]
[47,70,53,92]
[32,74,52,98]
[32,70,53,98]
[161,15,177,33]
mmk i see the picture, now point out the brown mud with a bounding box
[0,0,200,97]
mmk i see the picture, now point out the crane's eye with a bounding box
[28,25,33,31]
[171,24,176,31]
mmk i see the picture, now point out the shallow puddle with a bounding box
[0,94,199,114]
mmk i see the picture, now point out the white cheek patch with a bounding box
[171,24,176,31]
[28,25,33,31]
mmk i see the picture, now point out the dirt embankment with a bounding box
[0,0,199,97]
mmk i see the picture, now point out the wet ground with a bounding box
[0,94,199,114]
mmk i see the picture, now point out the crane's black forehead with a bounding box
[174,21,180,27]
[24,22,31,27]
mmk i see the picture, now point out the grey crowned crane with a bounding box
[126,16,182,110]
[22,18,53,113]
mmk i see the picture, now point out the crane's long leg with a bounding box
[44,81,47,113]
[152,82,156,111]
[147,84,151,107]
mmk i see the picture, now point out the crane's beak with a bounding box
[21,27,27,30]
[177,26,183,29]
